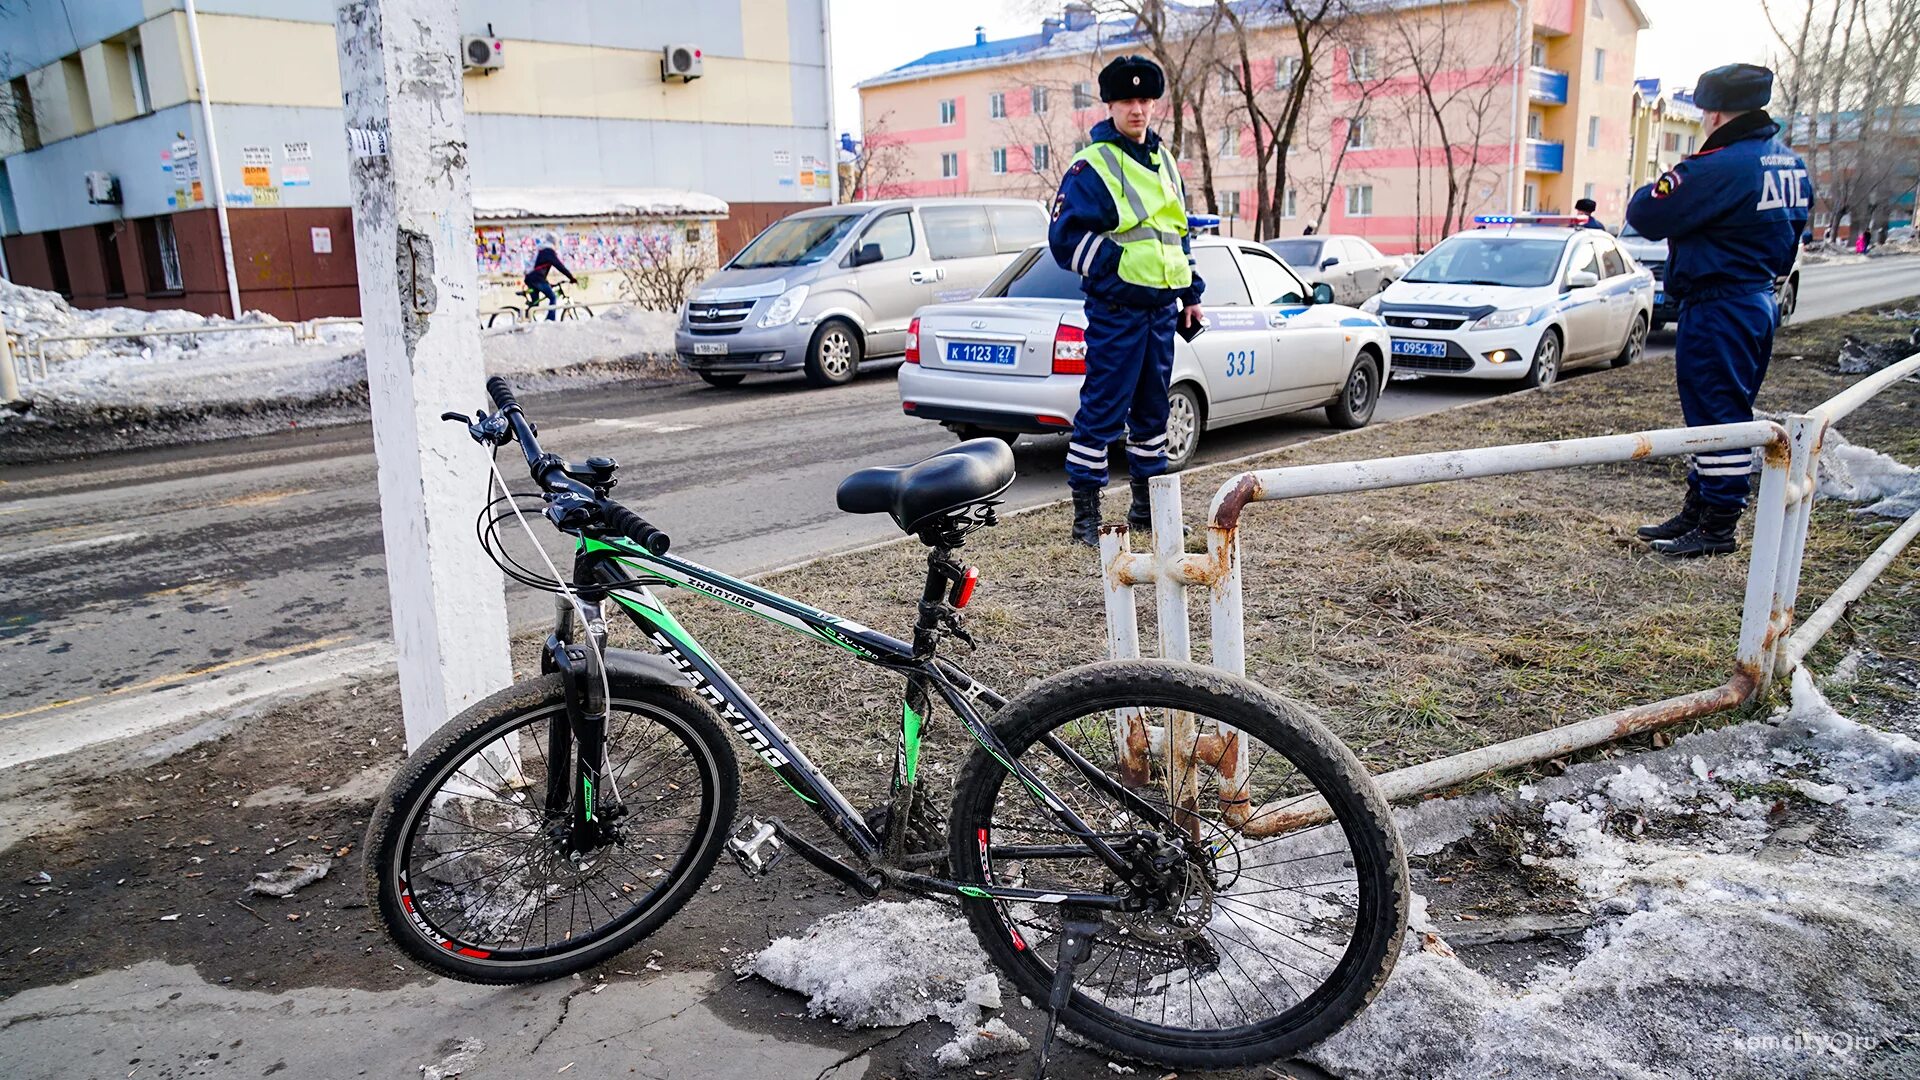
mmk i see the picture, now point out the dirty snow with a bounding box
[1813,428,1920,519]
[4,279,680,412]
[745,899,1029,1066]
[1308,667,1920,1080]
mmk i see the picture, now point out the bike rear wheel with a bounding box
[366,675,737,983]
[946,660,1406,1069]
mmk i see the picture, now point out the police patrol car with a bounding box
[1359,215,1656,389]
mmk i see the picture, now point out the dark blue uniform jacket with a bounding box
[1625,112,1810,303]
[1048,119,1204,310]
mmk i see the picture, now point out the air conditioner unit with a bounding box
[463,35,504,73]
[84,171,121,205]
[662,44,703,83]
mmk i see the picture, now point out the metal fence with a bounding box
[1102,352,1920,829]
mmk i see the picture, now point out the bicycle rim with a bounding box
[390,697,721,965]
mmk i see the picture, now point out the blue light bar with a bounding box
[1188,214,1221,232]
[1475,214,1517,225]
[1474,213,1589,227]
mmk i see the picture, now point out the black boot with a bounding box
[1127,478,1152,531]
[1650,504,1741,558]
[1636,485,1704,542]
[1070,488,1102,547]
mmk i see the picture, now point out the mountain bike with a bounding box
[522,281,588,321]
[364,376,1408,1072]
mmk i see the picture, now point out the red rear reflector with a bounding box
[905,317,920,363]
[1052,322,1087,375]
[1035,414,1071,428]
[953,566,978,608]
[902,401,917,413]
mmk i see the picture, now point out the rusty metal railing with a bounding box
[1102,356,1920,829]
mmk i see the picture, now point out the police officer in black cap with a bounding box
[1047,54,1204,544]
[1626,63,1811,557]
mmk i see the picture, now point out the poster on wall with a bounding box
[241,145,273,188]
[311,227,332,254]
[283,165,311,187]
[284,140,312,162]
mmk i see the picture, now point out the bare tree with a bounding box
[1215,0,1356,238]
[615,231,709,313]
[844,111,914,201]
[994,75,1103,198]
[1079,0,1226,202]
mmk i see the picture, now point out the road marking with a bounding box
[0,635,354,724]
[212,487,313,510]
[581,418,702,434]
[0,531,146,565]
[0,640,391,770]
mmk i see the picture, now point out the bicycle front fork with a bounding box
[544,595,613,855]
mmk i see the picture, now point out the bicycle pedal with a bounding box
[726,818,786,878]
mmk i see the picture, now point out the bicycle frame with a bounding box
[555,534,1170,912]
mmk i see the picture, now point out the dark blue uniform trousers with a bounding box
[1066,297,1176,491]
[1675,289,1778,508]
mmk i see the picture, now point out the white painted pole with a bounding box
[821,0,839,206]
[183,0,244,318]
[0,312,20,404]
[334,0,513,750]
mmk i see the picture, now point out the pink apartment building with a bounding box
[855,0,1646,254]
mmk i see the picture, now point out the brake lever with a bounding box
[442,408,512,447]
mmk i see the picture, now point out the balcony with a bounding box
[1524,139,1564,174]
[1529,66,1568,106]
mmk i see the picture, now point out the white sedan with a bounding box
[1361,217,1655,389]
[897,237,1392,471]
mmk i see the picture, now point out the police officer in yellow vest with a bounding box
[1048,55,1205,545]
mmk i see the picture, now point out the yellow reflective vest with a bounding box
[1071,139,1193,292]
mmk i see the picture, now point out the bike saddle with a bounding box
[836,439,1016,536]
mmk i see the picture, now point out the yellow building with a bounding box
[1628,78,1705,194]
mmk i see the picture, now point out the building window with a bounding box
[140,217,183,292]
[1593,48,1606,82]
[940,152,959,179]
[1073,137,1090,154]
[989,92,1006,119]
[1592,0,1605,18]
[95,224,126,297]
[1685,133,1697,153]
[129,43,151,115]
[1523,183,1537,212]
[1222,190,1241,217]
[1348,47,1375,82]
[1282,187,1298,218]
[1032,143,1050,171]
[1345,184,1373,217]
[1531,40,1547,67]
[1347,116,1371,149]
[1278,56,1302,85]
[8,76,40,150]
[1218,126,1239,158]
[1220,68,1237,95]
[1583,182,1596,201]
[1588,115,1601,147]
[1031,86,1049,114]
[991,147,1008,174]
[1528,112,1543,139]
[1073,81,1093,108]
[939,99,956,125]
[1664,131,1680,152]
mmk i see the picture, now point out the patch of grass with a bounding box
[635,299,1920,803]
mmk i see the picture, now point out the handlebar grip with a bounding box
[486,375,521,413]
[601,502,671,556]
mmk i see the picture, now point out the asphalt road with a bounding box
[3,255,1917,740]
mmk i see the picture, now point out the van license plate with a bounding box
[946,342,1017,366]
[1391,339,1448,358]
[692,342,727,355]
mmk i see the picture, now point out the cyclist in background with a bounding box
[525,246,577,321]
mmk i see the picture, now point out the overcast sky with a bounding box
[827,0,1783,138]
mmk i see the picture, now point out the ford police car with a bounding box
[1360,215,1656,389]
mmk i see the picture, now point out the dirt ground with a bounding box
[1,300,1914,1077]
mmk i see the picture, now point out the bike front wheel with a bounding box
[366,675,738,983]
[946,660,1407,1069]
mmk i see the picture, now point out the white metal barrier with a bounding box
[1103,352,1920,827]
[7,316,366,386]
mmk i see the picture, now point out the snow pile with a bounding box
[5,279,681,412]
[1309,668,1920,1080]
[473,186,727,221]
[1813,428,1920,519]
[745,899,1028,1066]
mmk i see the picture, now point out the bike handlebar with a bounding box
[480,376,671,555]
